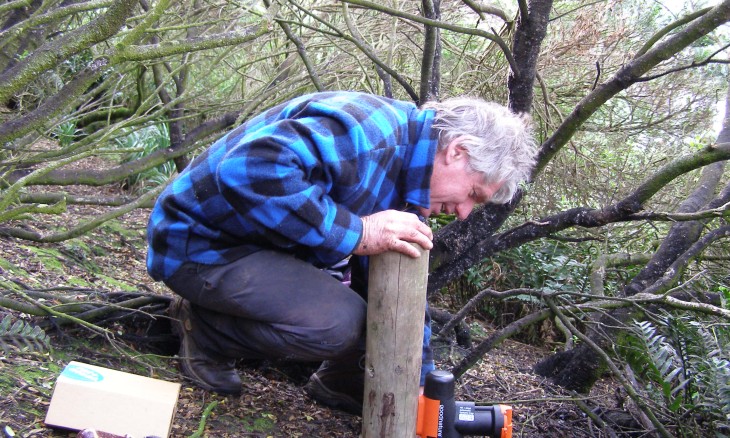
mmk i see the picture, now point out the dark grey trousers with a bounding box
[164,249,367,362]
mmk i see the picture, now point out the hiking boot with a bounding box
[304,357,364,415]
[169,297,242,395]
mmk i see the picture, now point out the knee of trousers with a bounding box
[313,306,366,357]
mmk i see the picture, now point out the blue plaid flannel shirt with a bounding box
[147,91,437,382]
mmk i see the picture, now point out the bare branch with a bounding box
[627,201,730,221]
[341,2,393,96]
[266,0,324,91]
[428,141,730,292]
[637,41,730,82]
[640,224,730,297]
[0,0,115,49]
[0,182,166,243]
[460,0,509,22]
[341,0,519,75]
[544,297,673,438]
[635,6,713,57]
[419,0,440,104]
[535,0,730,175]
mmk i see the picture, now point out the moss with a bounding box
[0,278,25,291]
[61,240,101,273]
[20,246,66,273]
[0,355,59,403]
[95,273,137,291]
[252,415,276,431]
[241,414,276,433]
[0,257,29,277]
[100,219,144,240]
[66,276,94,288]
[91,245,108,257]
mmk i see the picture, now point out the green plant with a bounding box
[719,285,730,309]
[115,124,176,192]
[455,241,589,324]
[0,315,51,355]
[475,241,590,293]
[53,121,81,147]
[620,313,730,435]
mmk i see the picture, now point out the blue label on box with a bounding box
[61,363,104,382]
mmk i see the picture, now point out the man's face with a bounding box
[418,139,503,220]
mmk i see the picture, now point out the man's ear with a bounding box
[445,136,468,163]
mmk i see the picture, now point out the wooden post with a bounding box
[362,244,429,438]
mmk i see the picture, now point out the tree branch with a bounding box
[341,3,393,96]
[637,41,730,82]
[627,201,730,221]
[17,192,151,207]
[0,182,166,243]
[341,0,519,75]
[0,58,110,144]
[543,296,673,438]
[460,0,509,22]
[0,0,137,104]
[287,0,419,101]
[635,6,713,57]
[111,23,273,63]
[434,287,539,343]
[266,0,323,91]
[450,287,730,379]
[419,0,440,104]
[0,0,32,15]
[535,0,730,175]
[508,0,552,112]
[0,0,115,50]
[640,224,730,297]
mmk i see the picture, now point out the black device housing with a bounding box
[423,370,506,438]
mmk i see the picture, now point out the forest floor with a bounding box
[0,161,631,437]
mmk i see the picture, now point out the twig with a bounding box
[340,0,520,75]
[435,287,539,343]
[189,400,219,438]
[13,289,112,335]
[263,0,323,91]
[635,7,713,57]
[71,296,163,323]
[572,395,619,438]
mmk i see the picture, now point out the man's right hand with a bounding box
[353,210,433,258]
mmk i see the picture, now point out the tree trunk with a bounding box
[428,0,554,290]
[507,0,553,114]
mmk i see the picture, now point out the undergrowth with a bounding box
[620,312,730,436]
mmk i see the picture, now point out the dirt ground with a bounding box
[0,330,622,438]
[0,176,628,438]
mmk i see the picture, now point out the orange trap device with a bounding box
[416,370,513,438]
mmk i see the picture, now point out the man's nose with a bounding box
[455,200,475,220]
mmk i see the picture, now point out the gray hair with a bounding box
[421,97,537,204]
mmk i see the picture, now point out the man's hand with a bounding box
[353,210,433,258]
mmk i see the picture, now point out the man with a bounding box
[146,91,536,415]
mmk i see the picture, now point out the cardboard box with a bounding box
[45,361,181,437]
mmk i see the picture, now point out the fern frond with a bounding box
[623,313,730,434]
[710,357,730,416]
[631,319,687,411]
[0,314,51,354]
